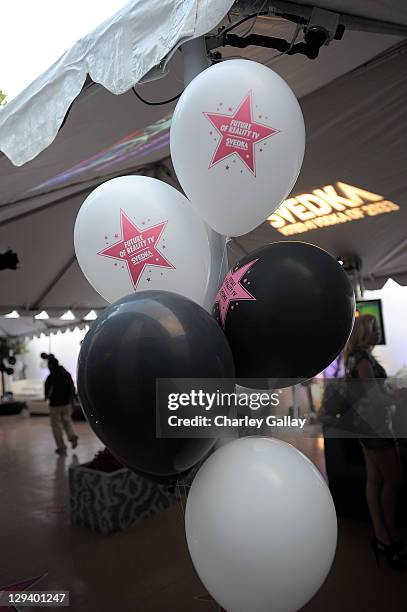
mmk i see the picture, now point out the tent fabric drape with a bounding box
[0,0,234,166]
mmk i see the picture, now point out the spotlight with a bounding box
[337,255,361,272]
[0,250,19,271]
[337,254,363,297]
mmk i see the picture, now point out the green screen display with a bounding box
[355,299,386,345]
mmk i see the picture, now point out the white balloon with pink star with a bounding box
[170,59,305,237]
[74,175,212,305]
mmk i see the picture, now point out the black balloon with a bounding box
[78,291,235,480]
[212,241,355,384]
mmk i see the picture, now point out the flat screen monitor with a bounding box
[355,299,386,345]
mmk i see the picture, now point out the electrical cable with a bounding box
[131,86,182,106]
[238,0,269,38]
[220,10,268,37]
[264,22,302,65]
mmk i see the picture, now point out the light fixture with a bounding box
[4,310,20,318]
[0,250,19,270]
[338,254,362,272]
[34,310,49,320]
[60,310,76,320]
[83,310,97,321]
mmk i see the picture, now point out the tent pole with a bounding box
[182,37,209,85]
[182,38,228,312]
[29,254,77,310]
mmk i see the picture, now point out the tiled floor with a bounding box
[1,414,406,611]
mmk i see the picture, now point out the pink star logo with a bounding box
[214,259,258,327]
[0,575,46,611]
[204,91,279,175]
[98,210,174,289]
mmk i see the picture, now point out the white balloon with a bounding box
[74,176,212,306]
[185,437,337,612]
[170,59,305,237]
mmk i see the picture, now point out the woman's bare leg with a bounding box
[362,447,390,544]
[378,447,401,543]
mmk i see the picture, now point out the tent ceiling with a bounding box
[220,17,402,98]
[0,317,91,338]
[265,1,407,26]
[0,23,401,212]
[0,0,406,335]
[230,44,407,288]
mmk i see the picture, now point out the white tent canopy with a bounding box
[0,0,406,334]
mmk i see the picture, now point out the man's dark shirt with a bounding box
[45,366,75,407]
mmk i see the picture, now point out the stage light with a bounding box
[0,250,19,270]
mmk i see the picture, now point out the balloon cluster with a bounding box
[0,363,14,376]
[0,353,17,376]
[75,59,354,612]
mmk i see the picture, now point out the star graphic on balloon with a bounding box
[0,574,46,611]
[215,259,258,327]
[203,91,279,175]
[98,210,174,289]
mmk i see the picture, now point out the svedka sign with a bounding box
[268,182,400,235]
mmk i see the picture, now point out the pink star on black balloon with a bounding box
[0,575,46,611]
[98,210,174,289]
[215,259,258,327]
[204,91,279,175]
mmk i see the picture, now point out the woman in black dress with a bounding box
[344,314,404,568]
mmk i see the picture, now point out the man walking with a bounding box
[44,354,79,455]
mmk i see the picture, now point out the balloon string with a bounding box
[174,481,185,523]
[216,238,229,291]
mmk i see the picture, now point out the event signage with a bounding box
[203,91,279,175]
[268,182,400,235]
[98,210,174,289]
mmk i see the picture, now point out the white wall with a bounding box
[19,327,89,383]
[9,279,407,388]
[365,279,407,376]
